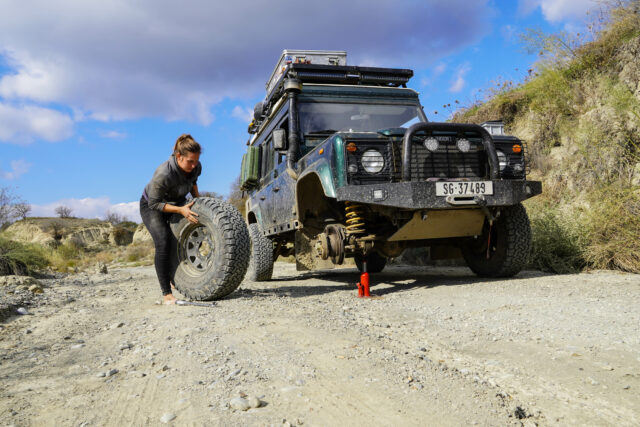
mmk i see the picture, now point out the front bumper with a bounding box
[335,180,542,209]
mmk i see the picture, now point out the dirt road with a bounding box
[1,263,639,426]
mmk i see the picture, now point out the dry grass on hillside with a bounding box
[454,0,640,273]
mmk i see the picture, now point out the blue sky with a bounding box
[0,0,601,222]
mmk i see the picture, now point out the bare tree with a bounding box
[13,203,31,220]
[199,191,224,199]
[0,186,27,227]
[0,187,14,226]
[105,210,128,224]
[55,205,73,218]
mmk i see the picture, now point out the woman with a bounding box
[140,134,202,305]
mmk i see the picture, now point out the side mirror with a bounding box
[273,129,288,151]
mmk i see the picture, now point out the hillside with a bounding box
[453,1,640,273]
[3,217,135,248]
[0,218,151,275]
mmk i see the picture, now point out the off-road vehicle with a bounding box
[240,50,542,281]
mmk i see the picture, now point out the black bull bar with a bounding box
[401,122,500,181]
[335,122,542,208]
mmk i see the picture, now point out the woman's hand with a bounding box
[180,201,199,224]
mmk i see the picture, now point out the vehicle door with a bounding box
[270,116,297,233]
[253,137,277,232]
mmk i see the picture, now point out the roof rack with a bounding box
[265,63,413,104]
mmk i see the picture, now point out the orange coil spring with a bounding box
[345,202,365,235]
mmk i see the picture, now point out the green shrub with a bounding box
[582,186,640,272]
[56,242,81,260]
[112,226,131,246]
[0,235,50,275]
[119,221,138,231]
[526,201,586,273]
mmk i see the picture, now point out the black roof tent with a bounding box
[265,63,414,106]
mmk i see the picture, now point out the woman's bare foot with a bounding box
[163,294,177,305]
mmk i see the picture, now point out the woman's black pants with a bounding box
[139,197,177,296]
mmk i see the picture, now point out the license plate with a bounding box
[435,181,493,196]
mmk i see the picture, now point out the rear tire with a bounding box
[461,203,531,277]
[355,252,387,273]
[246,223,274,281]
[169,197,250,300]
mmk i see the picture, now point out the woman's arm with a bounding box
[163,201,199,224]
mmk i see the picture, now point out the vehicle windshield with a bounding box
[299,102,423,136]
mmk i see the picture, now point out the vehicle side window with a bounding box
[261,138,275,178]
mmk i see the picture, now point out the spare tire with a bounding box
[169,197,250,300]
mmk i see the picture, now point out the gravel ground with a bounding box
[1,262,639,426]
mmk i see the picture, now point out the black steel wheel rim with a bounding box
[181,225,215,275]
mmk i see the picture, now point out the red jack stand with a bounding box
[357,260,371,298]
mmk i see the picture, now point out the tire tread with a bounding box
[173,197,250,300]
[462,203,531,278]
[247,223,274,281]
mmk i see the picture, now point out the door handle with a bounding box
[260,196,266,200]
[273,187,280,192]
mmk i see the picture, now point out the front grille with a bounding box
[346,137,488,184]
[402,138,488,180]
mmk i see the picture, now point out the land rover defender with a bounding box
[240,50,542,281]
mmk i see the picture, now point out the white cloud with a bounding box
[501,25,517,43]
[420,62,447,87]
[449,63,471,93]
[232,105,254,123]
[99,130,127,139]
[1,159,32,180]
[519,0,599,23]
[30,197,141,223]
[433,63,447,77]
[0,103,74,144]
[0,0,491,128]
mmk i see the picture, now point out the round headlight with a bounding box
[456,138,471,153]
[361,149,384,173]
[424,137,439,152]
[496,150,507,171]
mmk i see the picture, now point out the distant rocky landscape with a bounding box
[3,217,151,249]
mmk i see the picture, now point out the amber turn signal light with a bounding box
[346,142,357,152]
[512,144,522,153]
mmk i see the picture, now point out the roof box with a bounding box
[266,50,347,95]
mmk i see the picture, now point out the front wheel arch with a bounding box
[296,173,338,227]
